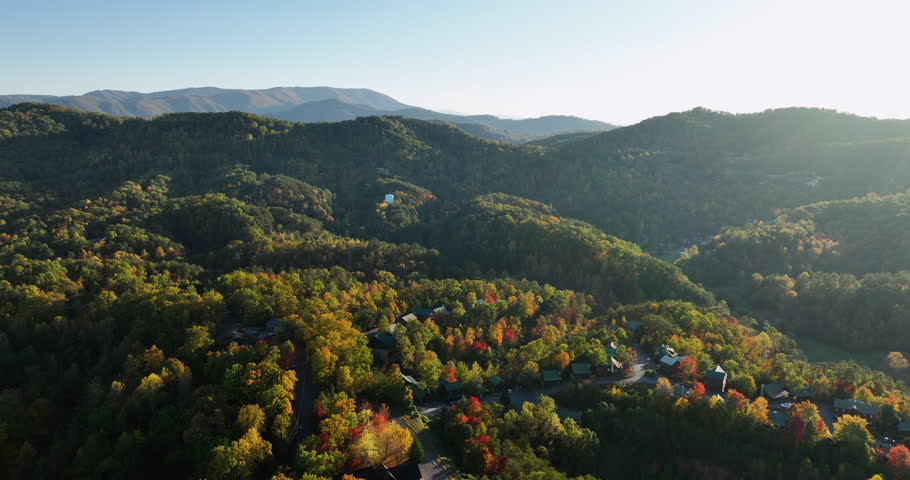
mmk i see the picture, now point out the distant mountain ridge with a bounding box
[0,86,616,142]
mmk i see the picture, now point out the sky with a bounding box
[2,0,908,125]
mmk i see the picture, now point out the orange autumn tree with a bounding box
[887,444,910,475]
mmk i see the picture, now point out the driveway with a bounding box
[393,418,450,480]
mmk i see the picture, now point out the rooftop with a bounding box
[762,383,789,400]
[705,365,727,380]
[571,362,593,376]
[542,369,563,383]
[833,398,877,416]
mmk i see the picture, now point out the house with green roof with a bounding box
[704,365,727,392]
[604,342,623,373]
[654,344,677,360]
[768,410,788,428]
[487,374,503,391]
[542,369,563,384]
[402,374,431,403]
[760,383,789,401]
[793,388,814,401]
[414,307,434,317]
[658,354,682,372]
[608,356,623,374]
[571,362,593,379]
[834,398,877,420]
[898,420,910,435]
[605,341,619,358]
[672,384,689,398]
[438,378,463,401]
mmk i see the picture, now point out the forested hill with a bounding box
[4,102,910,480]
[679,192,910,350]
[2,103,909,252]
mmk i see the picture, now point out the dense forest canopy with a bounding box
[680,192,910,352]
[1,103,909,480]
[3,103,909,250]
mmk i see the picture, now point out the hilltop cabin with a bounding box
[438,378,463,401]
[761,383,790,402]
[571,362,593,380]
[339,461,422,480]
[384,193,395,205]
[402,375,431,404]
[542,369,563,385]
[399,313,418,323]
[704,365,727,392]
[654,344,678,360]
[487,374,503,392]
[834,398,877,420]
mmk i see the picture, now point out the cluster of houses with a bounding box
[369,306,632,404]
[227,318,282,346]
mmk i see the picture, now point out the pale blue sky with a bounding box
[2,0,908,124]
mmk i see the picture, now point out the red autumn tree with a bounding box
[504,327,517,343]
[727,389,747,410]
[466,396,483,416]
[887,444,910,474]
[446,365,457,383]
[676,356,697,382]
[692,381,706,402]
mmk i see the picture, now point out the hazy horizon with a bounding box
[3,0,908,124]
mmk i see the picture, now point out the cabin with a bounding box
[438,378,463,401]
[658,354,683,372]
[414,306,448,319]
[834,398,877,420]
[654,344,678,360]
[898,420,910,436]
[384,193,395,205]
[266,317,281,333]
[542,369,563,385]
[402,375,431,403]
[604,342,624,373]
[570,362,593,380]
[767,410,788,428]
[340,461,422,480]
[607,356,623,374]
[487,374,503,391]
[793,388,814,402]
[605,341,619,358]
[761,383,789,401]
[400,313,418,323]
[366,324,397,349]
[672,384,689,398]
[704,365,727,392]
